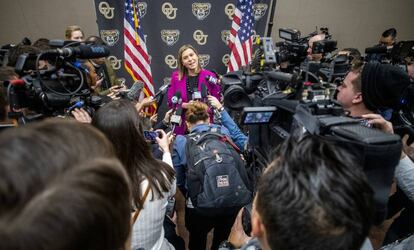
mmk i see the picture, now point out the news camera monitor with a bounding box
[241,106,277,125]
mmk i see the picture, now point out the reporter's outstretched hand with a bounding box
[71,108,92,123]
[163,109,174,124]
[207,95,223,110]
[135,97,156,112]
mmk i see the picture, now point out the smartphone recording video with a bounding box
[143,130,160,143]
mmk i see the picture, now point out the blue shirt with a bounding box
[220,109,248,150]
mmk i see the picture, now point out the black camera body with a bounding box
[4,40,110,119]
[275,29,309,66]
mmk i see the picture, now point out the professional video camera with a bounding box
[221,69,303,110]
[3,40,110,120]
[274,28,311,66]
[365,40,414,65]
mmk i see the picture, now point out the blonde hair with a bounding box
[177,44,201,80]
[65,25,84,40]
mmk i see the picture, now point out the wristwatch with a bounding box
[218,240,235,249]
[218,106,225,113]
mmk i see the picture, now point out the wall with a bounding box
[0,0,413,53]
[0,0,97,45]
[271,0,414,53]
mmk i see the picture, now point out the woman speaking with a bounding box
[167,44,221,135]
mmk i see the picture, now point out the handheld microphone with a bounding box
[171,91,182,108]
[201,84,222,123]
[205,75,220,85]
[201,84,208,99]
[46,45,110,59]
[126,81,144,101]
[170,92,183,128]
[150,83,171,100]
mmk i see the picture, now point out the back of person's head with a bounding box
[0,119,131,250]
[0,66,18,82]
[92,100,174,209]
[85,35,106,46]
[339,48,362,61]
[255,135,374,250]
[32,38,51,51]
[361,62,412,111]
[7,45,40,67]
[185,101,209,125]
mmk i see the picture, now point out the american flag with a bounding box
[124,0,155,104]
[227,0,254,72]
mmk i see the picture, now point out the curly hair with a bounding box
[185,101,209,124]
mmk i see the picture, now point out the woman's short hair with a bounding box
[185,101,209,125]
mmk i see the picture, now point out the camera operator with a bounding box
[365,28,397,63]
[306,33,326,63]
[336,61,414,245]
[219,135,375,250]
[84,36,123,96]
[301,33,332,81]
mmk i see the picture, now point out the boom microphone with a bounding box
[46,45,110,59]
[265,71,298,83]
[150,83,171,100]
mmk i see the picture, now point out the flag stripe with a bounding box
[124,0,155,100]
[227,0,255,72]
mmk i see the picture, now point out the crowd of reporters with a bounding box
[0,25,414,250]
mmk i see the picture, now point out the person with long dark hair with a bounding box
[92,100,176,250]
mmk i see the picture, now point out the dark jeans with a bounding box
[185,207,239,250]
[163,216,185,250]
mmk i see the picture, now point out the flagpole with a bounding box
[265,0,277,37]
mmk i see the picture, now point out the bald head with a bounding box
[307,34,326,61]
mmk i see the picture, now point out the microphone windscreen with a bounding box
[127,81,144,101]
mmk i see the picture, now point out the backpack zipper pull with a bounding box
[215,153,223,163]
